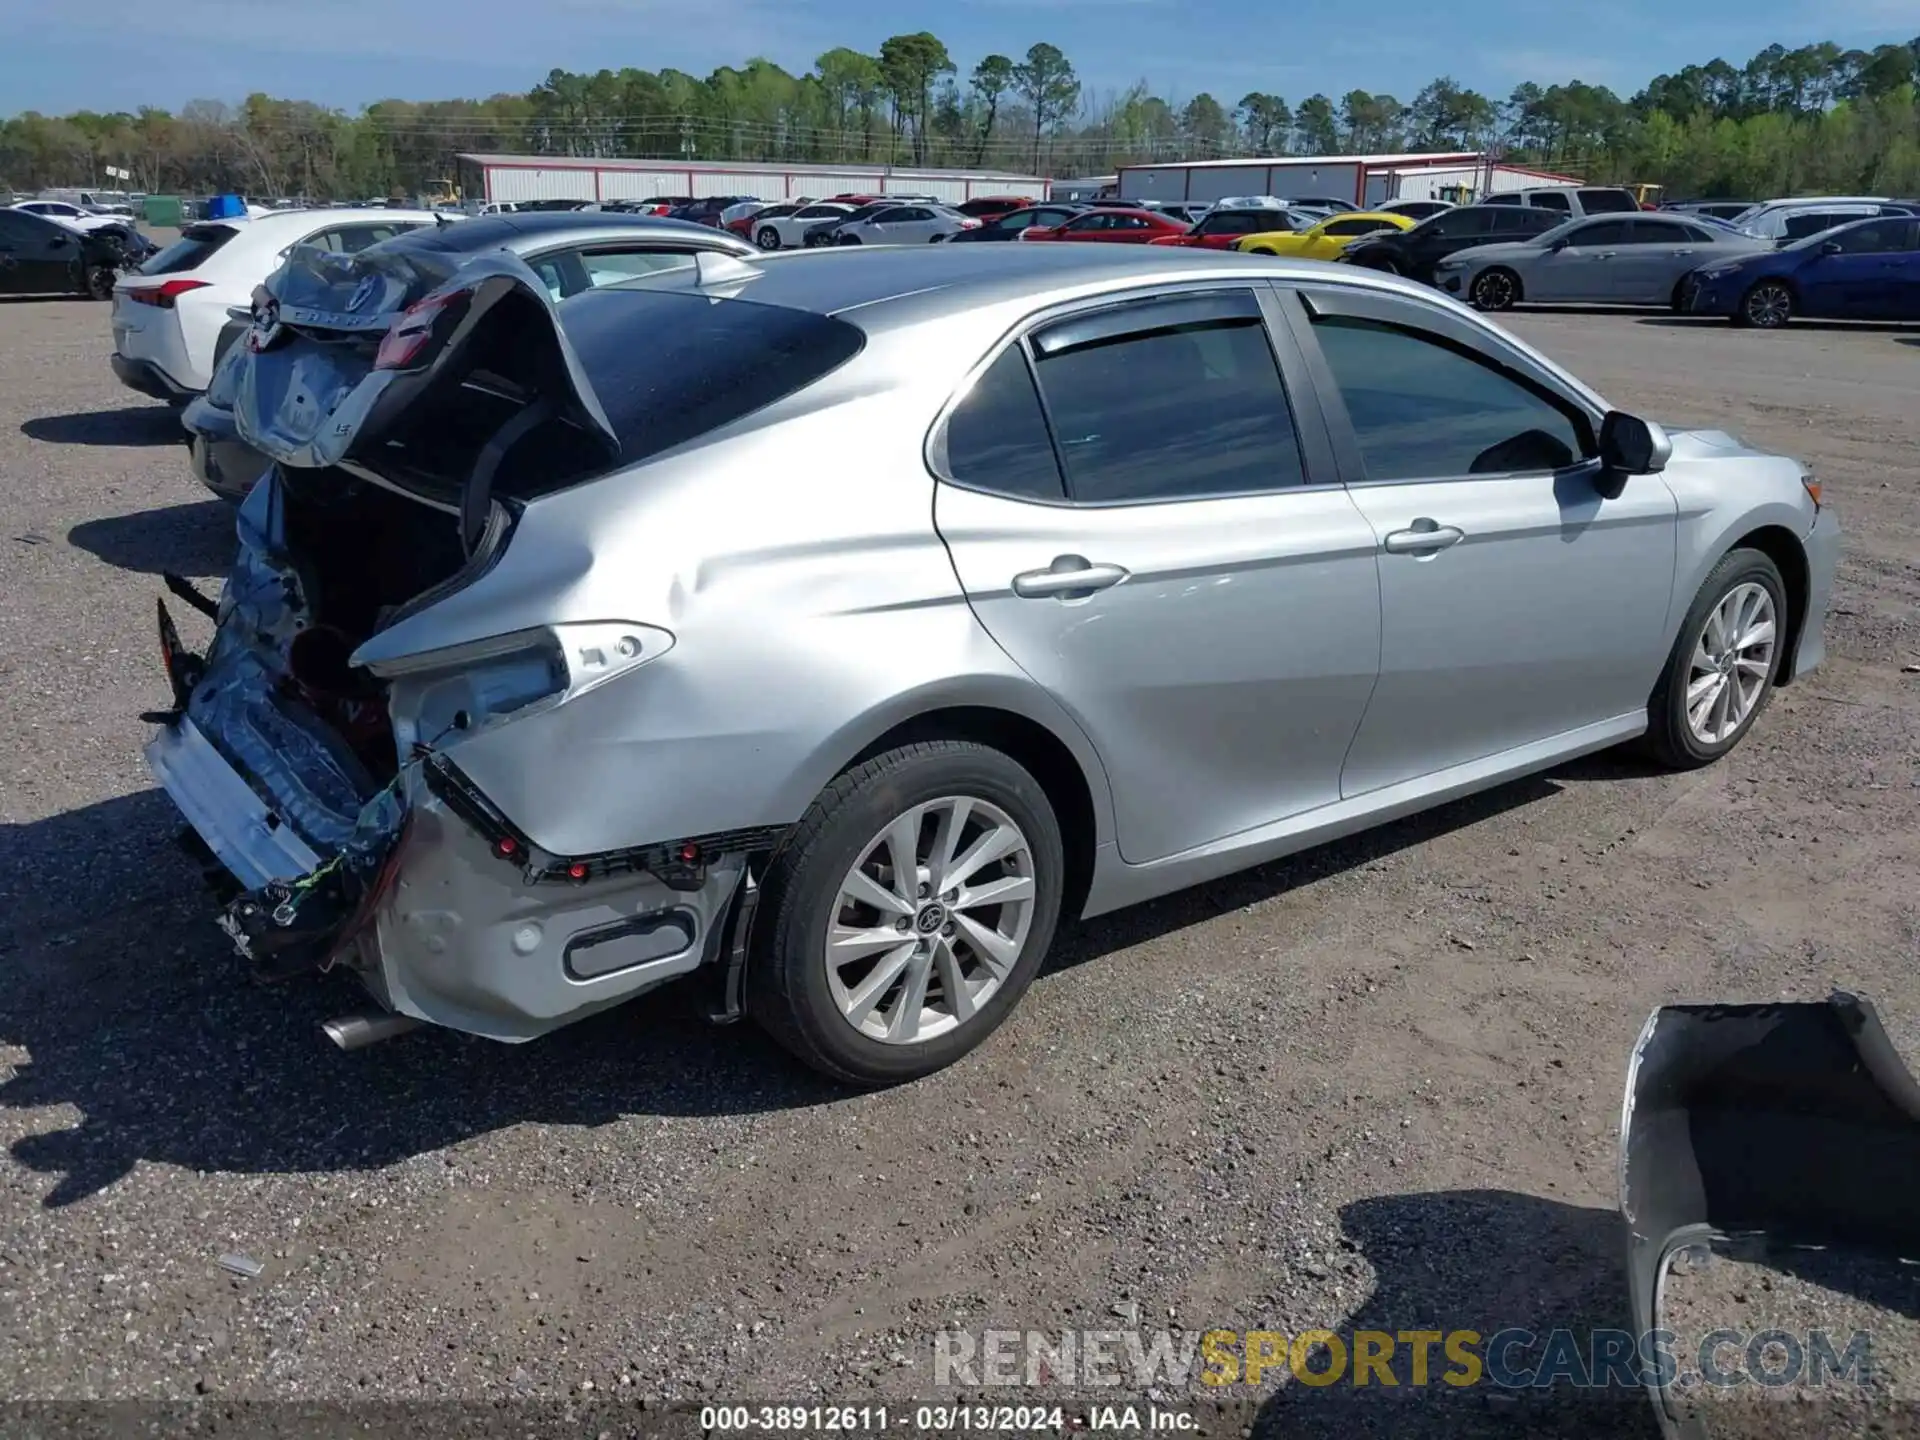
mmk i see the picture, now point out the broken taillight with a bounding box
[126,279,211,309]
[374,290,458,371]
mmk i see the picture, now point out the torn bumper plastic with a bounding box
[147,711,745,1041]
[1619,994,1920,1439]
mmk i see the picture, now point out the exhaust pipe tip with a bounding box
[322,1010,421,1051]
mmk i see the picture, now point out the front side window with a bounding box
[1310,314,1589,481]
[1430,210,1495,238]
[1484,194,1522,206]
[1030,303,1307,504]
[1783,212,1859,240]
[1828,219,1911,254]
[1325,217,1389,236]
[1570,220,1632,246]
[1199,212,1268,236]
[1532,191,1572,212]
[578,249,697,288]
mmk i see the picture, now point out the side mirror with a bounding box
[1599,410,1671,478]
[1547,235,1571,252]
[1821,239,1843,255]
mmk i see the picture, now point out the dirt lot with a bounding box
[1,294,1916,1437]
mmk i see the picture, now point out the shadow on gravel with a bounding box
[22,406,183,447]
[0,747,1643,1208]
[1252,1190,1656,1439]
[67,500,233,576]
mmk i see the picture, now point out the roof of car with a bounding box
[715,242,1363,326]
[387,210,750,255]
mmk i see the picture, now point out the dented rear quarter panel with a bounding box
[357,340,1120,861]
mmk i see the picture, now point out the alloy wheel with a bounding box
[1685,582,1777,745]
[1472,270,1516,310]
[1744,283,1791,328]
[824,796,1036,1046]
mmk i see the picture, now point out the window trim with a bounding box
[926,282,1341,510]
[1280,283,1603,490]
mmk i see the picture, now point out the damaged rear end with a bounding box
[146,243,759,1046]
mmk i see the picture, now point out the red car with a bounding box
[1147,206,1299,250]
[1020,208,1190,243]
[957,194,1034,218]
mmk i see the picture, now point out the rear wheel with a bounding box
[745,742,1064,1086]
[1470,267,1520,311]
[1642,548,1787,769]
[1736,280,1792,329]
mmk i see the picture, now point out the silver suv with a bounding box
[145,243,1838,1084]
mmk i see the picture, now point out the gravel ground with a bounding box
[1,296,1916,1439]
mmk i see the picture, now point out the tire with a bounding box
[745,741,1065,1086]
[837,234,861,245]
[755,225,781,251]
[1642,547,1788,770]
[1469,267,1520,311]
[1370,258,1401,276]
[1735,279,1792,329]
[84,266,117,300]
[1669,278,1690,314]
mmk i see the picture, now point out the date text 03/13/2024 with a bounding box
[699,1405,1195,1431]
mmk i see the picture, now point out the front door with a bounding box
[1609,218,1707,303]
[932,287,1382,864]
[1284,285,1678,797]
[1528,218,1630,301]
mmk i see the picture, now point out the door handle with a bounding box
[1382,522,1465,554]
[1671,249,1694,256]
[1011,556,1129,598]
[1595,251,1616,260]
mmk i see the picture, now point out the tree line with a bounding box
[4,34,1918,203]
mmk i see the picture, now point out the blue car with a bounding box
[1684,213,1920,327]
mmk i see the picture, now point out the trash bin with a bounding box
[205,194,247,220]
[142,194,183,227]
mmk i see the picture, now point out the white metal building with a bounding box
[1051,175,1117,202]
[456,154,1050,207]
[1117,153,1582,207]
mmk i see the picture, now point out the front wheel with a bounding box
[84,266,117,300]
[755,225,781,251]
[745,741,1064,1086]
[1642,548,1787,769]
[1470,267,1520,311]
[1736,280,1792,329]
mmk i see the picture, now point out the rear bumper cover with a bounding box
[146,717,743,1043]
[111,352,198,402]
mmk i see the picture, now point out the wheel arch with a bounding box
[1729,524,1811,687]
[846,705,1103,922]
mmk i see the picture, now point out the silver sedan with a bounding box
[145,243,1837,1085]
[835,203,980,244]
[1435,214,1771,311]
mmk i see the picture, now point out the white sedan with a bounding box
[109,206,440,401]
[750,202,853,250]
[11,200,128,234]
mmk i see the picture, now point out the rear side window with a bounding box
[943,348,1065,501]
[555,288,866,479]
[1578,188,1637,213]
[1784,211,1861,240]
[1311,315,1588,480]
[1029,297,1307,504]
[137,224,237,275]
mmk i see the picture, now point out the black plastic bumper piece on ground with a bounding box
[1620,992,1920,1439]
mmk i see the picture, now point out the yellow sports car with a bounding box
[1235,211,1415,260]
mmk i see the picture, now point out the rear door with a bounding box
[932,286,1382,864]
[1278,283,1677,796]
